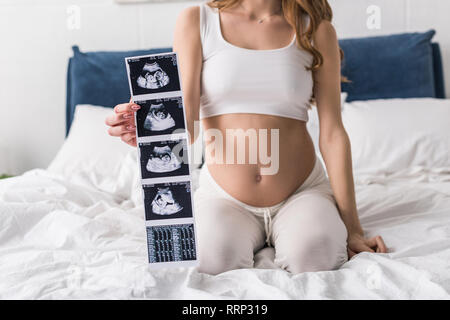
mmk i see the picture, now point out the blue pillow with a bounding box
[66,46,171,134]
[339,30,437,102]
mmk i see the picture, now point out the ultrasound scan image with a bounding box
[139,140,190,179]
[152,187,183,215]
[146,145,181,173]
[143,181,193,221]
[135,97,186,137]
[144,103,175,131]
[137,62,170,90]
[146,224,196,263]
[127,54,181,96]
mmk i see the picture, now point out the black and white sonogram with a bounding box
[139,139,189,179]
[146,224,196,263]
[136,97,186,137]
[127,54,181,96]
[143,181,193,221]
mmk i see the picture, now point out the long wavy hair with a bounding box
[207,0,344,73]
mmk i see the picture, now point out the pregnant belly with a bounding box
[201,114,317,207]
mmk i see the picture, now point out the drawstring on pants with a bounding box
[263,208,273,247]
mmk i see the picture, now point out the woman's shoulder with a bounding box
[174,4,202,44]
[176,5,201,27]
[176,2,217,29]
[313,20,338,44]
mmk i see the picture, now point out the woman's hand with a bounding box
[105,99,140,147]
[347,232,388,258]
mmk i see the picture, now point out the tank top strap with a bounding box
[199,2,225,61]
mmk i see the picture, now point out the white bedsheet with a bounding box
[0,168,450,299]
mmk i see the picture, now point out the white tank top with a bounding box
[199,2,314,121]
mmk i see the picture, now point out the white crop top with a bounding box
[199,2,314,121]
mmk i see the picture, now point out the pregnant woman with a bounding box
[106,0,387,275]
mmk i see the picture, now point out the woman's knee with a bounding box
[273,196,349,274]
[194,198,261,275]
[280,230,348,274]
[196,227,256,275]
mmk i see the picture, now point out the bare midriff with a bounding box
[201,113,316,207]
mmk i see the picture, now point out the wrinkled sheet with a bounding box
[0,168,449,299]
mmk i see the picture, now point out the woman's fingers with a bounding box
[107,123,136,137]
[352,241,375,254]
[120,132,136,144]
[121,133,137,147]
[348,235,388,258]
[377,236,387,253]
[114,101,140,114]
[364,237,376,248]
[367,236,387,253]
[104,100,140,147]
[106,101,139,126]
[105,100,139,138]
[105,112,134,126]
[129,137,137,147]
[366,236,388,253]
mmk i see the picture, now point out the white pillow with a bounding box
[48,105,138,199]
[342,98,450,174]
[309,97,450,175]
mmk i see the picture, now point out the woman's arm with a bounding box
[312,21,387,257]
[173,6,203,145]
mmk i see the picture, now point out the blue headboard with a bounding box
[66,33,445,134]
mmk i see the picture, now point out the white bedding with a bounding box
[1,100,450,299]
[0,166,449,299]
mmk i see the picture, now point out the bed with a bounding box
[0,30,449,299]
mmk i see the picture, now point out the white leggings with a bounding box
[193,156,349,275]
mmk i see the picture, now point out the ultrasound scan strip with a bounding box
[125,52,198,269]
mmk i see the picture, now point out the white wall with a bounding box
[0,0,448,175]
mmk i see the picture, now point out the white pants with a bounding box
[193,156,349,275]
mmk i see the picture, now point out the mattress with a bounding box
[0,167,449,299]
